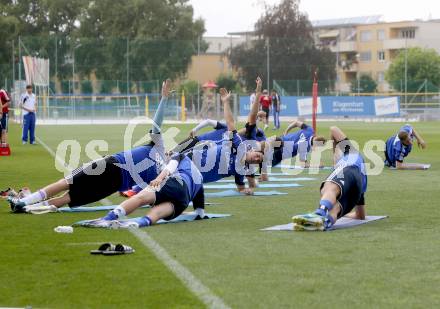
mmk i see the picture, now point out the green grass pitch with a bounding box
[1,121,440,308]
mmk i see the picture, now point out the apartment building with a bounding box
[186,17,440,92]
[314,16,440,92]
[185,36,246,84]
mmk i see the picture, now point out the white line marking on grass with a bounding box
[38,136,228,308]
[36,136,66,169]
[130,228,230,309]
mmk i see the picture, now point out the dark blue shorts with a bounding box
[155,177,190,220]
[1,113,8,132]
[321,165,365,218]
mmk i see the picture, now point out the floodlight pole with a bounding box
[127,37,130,107]
[12,39,15,91]
[197,36,201,116]
[18,36,21,84]
[404,37,408,105]
[266,37,270,90]
[312,70,318,134]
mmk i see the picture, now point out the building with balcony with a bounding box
[313,16,440,92]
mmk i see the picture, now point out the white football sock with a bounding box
[26,200,50,207]
[113,206,127,218]
[21,190,47,205]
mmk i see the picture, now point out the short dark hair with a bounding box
[398,131,409,141]
[26,85,32,89]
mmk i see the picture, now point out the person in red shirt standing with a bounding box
[0,88,11,146]
[259,89,271,130]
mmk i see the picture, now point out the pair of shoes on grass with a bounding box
[90,243,135,255]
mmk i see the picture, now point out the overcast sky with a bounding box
[190,0,440,36]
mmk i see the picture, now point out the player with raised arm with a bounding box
[8,80,186,214]
[182,87,264,195]
[173,77,266,151]
[292,126,367,231]
[384,124,428,170]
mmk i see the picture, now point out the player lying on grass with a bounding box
[181,87,264,195]
[7,80,204,215]
[259,120,326,181]
[89,152,205,228]
[384,124,428,170]
[172,79,266,194]
[120,82,267,198]
[292,126,367,231]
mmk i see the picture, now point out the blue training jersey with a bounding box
[335,152,368,193]
[385,124,414,167]
[113,145,163,191]
[280,125,314,161]
[174,155,203,200]
[198,122,228,142]
[190,132,248,184]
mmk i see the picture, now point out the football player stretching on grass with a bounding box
[8,80,207,219]
[259,120,326,181]
[292,126,367,231]
[172,78,266,195]
[384,124,428,170]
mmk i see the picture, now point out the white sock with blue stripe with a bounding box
[21,190,47,205]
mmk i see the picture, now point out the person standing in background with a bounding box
[0,88,11,146]
[20,85,37,145]
[271,90,280,130]
[259,89,271,130]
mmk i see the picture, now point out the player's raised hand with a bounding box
[161,79,172,98]
[255,77,262,93]
[418,139,427,149]
[219,88,231,103]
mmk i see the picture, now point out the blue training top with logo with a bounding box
[113,145,163,191]
[385,124,414,167]
[190,132,246,184]
[335,152,368,193]
[280,125,314,161]
[197,122,228,142]
[174,155,204,200]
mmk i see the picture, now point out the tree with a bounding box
[179,80,200,95]
[351,75,377,93]
[0,0,205,93]
[386,47,440,92]
[216,74,239,92]
[75,0,206,84]
[229,0,335,90]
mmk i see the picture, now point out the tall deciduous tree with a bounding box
[0,0,205,92]
[229,0,335,90]
[386,47,440,92]
[350,75,377,93]
[75,0,206,88]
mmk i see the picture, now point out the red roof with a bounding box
[202,81,218,88]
